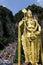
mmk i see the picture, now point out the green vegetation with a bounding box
[0,6,14,50]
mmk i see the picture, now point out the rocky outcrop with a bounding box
[0,6,15,49]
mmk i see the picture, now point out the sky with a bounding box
[0,0,43,15]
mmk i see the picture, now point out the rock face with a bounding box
[0,21,3,36]
[5,15,15,42]
[0,6,15,49]
[0,6,15,41]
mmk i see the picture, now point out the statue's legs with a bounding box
[38,38,42,63]
[22,35,34,63]
[27,41,34,63]
[22,35,42,64]
[26,38,33,63]
[34,38,41,64]
[31,41,34,63]
[34,39,38,63]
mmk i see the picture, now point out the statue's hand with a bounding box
[35,32,41,36]
[30,33,37,40]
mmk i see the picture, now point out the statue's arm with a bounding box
[18,20,23,27]
[36,24,41,34]
[35,20,41,35]
[18,17,27,27]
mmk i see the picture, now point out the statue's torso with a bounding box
[21,18,41,63]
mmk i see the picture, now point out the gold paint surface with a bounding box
[18,9,42,65]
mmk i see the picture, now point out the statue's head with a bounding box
[22,9,32,18]
[27,9,32,18]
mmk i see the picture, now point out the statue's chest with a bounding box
[27,19,34,26]
[27,18,33,21]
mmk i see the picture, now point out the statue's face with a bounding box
[26,19,35,30]
[27,10,32,18]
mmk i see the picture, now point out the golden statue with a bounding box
[18,9,42,65]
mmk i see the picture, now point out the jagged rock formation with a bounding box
[0,6,15,49]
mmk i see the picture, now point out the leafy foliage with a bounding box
[0,6,14,50]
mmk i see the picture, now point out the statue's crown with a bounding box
[27,9,32,14]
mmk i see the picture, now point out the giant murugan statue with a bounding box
[18,9,42,65]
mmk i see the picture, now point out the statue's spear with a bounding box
[22,9,27,33]
[18,9,27,65]
[22,9,27,17]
